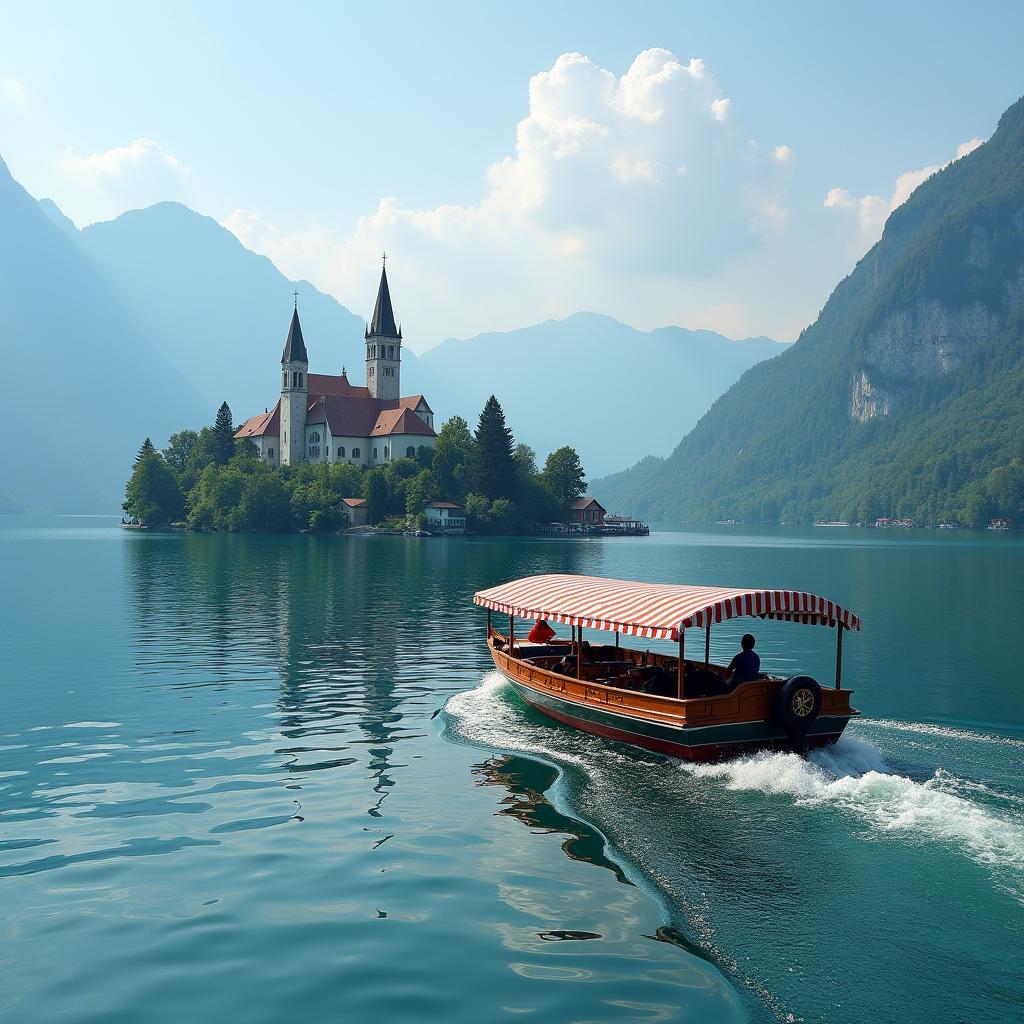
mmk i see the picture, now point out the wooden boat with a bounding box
[474,574,860,762]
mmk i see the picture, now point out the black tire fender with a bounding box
[776,675,822,753]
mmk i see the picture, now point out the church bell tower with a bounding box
[365,256,402,401]
[280,297,308,465]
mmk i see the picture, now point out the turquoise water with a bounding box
[2,519,1023,1023]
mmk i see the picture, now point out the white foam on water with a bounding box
[683,736,1024,875]
[863,717,1024,748]
[447,674,1024,892]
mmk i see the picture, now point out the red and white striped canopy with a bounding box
[474,574,860,640]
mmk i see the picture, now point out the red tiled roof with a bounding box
[341,497,366,507]
[307,373,371,399]
[235,403,280,438]
[371,407,435,437]
[235,385,436,441]
[568,497,606,511]
[425,501,464,510]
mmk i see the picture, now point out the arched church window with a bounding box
[406,446,415,458]
[283,372,287,389]
[337,446,345,458]
[369,366,374,377]
[388,346,394,359]
[309,431,321,443]
[352,447,360,459]
[268,447,274,459]
[373,447,378,460]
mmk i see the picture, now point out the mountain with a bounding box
[0,157,206,513]
[595,96,1024,527]
[419,314,784,478]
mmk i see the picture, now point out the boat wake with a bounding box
[446,673,1024,886]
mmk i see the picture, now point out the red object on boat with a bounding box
[527,619,556,643]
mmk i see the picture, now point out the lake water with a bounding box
[2,518,1023,1023]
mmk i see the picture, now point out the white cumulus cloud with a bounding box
[57,138,189,222]
[824,136,988,253]
[224,48,795,346]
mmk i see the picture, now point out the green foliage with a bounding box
[123,444,183,525]
[541,446,587,511]
[133,437,157,467]
[471,396,516,501]
[212,402,236,466]
[597,99,1024,528]
[129,393,590,534]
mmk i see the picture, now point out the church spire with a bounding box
[281,304,308,364]
[367,255,400,338]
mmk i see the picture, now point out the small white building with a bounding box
[235,260,437,466]
[423,501,466,533]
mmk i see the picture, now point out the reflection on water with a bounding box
[5,520,1024,1023]
[3,523,748,1024]
[473,754,633,884]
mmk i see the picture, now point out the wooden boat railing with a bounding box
[487,625,857,728]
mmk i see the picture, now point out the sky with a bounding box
[1,1,1022,350]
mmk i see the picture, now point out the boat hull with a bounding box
[499,669,852,763]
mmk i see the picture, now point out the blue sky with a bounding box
[1,1,1022,348]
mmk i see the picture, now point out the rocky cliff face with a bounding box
[850,217,1024,421]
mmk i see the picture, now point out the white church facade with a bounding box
[235,261,437,467]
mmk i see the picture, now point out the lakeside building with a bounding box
[423,501,466,533]
[568,497,607,526]
[235,261,437,467]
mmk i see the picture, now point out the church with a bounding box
[234,260,437,466]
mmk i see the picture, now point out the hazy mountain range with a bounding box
[596,95,1024,527]
[0,160,785,512]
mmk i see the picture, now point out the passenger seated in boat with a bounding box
[555,642,591,675]
[728,634,760,686]
[527,619,556,643]
[640,665,676,697]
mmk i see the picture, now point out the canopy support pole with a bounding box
[677,631,685,699]
[487,609,492,636]
[614,630,619,652]
[509,615,514,656]
[576,623,582,680]
[835,624,844,690]
[705,620,711,666]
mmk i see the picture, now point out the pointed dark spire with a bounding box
[281,306,308,364]
[368,258,399,338]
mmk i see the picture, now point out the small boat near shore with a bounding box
[474,574,860,762]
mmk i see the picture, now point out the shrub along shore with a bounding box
[123,395,588,535]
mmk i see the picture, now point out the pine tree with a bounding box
[471,396,516,501]
[212,402,235,466]
[133,437,156,467]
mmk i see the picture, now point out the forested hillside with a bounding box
[596,95,1024,527]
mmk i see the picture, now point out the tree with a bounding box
[433,415,474,502]
[163,430,199,473]
[513,443,538,480]
[363,468,389,524]
[406,469,439,518]
[212,402,236,466]
[470,396,516,501]
[123,446,183,526]
[541,447,587,511]
[234,471,291,532]
[133,437,156,467]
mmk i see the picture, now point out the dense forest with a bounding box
[596,95,1024,528]
[123,396,586,534]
